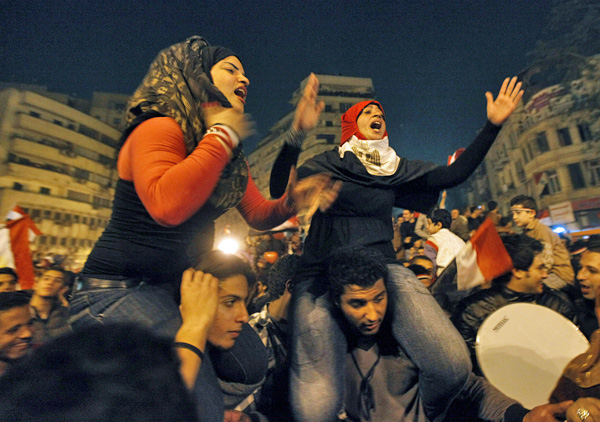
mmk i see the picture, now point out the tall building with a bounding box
[215,74,376,244]
[0,87,122,270]
[458,54,600,231]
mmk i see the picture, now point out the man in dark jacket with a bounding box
[451,234,577,375]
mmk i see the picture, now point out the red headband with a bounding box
[340,100,387,145]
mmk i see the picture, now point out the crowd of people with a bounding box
[0,35,598,422]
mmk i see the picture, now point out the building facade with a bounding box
[458,54,600,232]
[0,87,122,270]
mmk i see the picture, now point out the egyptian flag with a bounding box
[432,218,513,294]
[0,206,42,289]
[534,172,550,196]
[448,148,466,166]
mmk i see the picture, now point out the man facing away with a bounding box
[424,209,466,276]
[510,195,574,289]
[326,247,570,422]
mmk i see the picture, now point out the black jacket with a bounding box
[451,284,577,375]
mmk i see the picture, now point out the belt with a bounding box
[75,276,145,292]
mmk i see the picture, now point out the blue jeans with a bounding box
[290,264,471,422]
[69,284,269,422]
[69,284,182,339]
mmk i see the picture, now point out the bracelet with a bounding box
[174,342,204,360]
[286,126,308,149]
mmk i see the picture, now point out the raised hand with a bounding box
[286,166,342,218]
[486,77,524,126]
[292,73,325,132]
[202,104,255,140]
[179,268,219,331]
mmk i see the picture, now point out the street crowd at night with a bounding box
[1,2,600,419]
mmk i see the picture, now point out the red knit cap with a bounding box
[340,100,387,145]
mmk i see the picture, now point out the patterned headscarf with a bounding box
[340,100,388,145]
[125,36,248,215]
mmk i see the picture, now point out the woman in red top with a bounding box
[68,36,331,338]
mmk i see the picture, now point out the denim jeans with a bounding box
[68,284,182,339]
[69,284,269,421]
[290,264,471,422]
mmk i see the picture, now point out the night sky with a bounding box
[1,0,552,163]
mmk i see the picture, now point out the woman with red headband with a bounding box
[271,77,524,421]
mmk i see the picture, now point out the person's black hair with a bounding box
[494,234,543,285]
[327,247,388,304]
[410,255,433,265]
[0,291,31,313]
[587,235,600,253]
[510,195,538,212]
[267,254,300,300]
[460,206,470,215]
[499,216,512,227]
[487,201,498,211]
[428,209,452,229]
[0,267,18,280]
[407,264,429,277]
[0,324,198,422]
[40,265,69,286]
[196,250,256,287]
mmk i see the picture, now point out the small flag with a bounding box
[448,148,466,166]
[534,172,550,196]
[0,206,43,289]
[432,219,513,292]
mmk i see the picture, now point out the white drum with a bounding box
[475,302,589,409]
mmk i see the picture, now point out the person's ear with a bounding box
[512,268,524,279]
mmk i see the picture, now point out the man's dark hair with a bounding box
[510,195,538,212]
[487,201,498,211]
[494,234,543,284]
[0,267,18,280]
[410,255,433,266]
[587,235,600,253]
[499,216,512,227]
[197,250,256,287]
[327,247,388,303]
[0,324,198,422]
[407,264,429,277]
[267,254,300,299]
[40,266,69,286]
[460,206,470,215]
[428,209,452,229]
[0,291,31,313]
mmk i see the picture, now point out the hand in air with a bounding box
[286,165,342,219]
[179,268,219,328]
[486,76,524,126]
[524,400,573,422]
[203,104,255,140]
[292,73,325,132]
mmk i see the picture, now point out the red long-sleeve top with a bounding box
[118,117,293,229]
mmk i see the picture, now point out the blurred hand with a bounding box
[566,398,600,422]
[292,73,325,132]
[524,401,573,422]
[179,268,219,328]
[223,410,252,422]
[203,104,255,140]
[286,166,342,218]
[486,76,524,125]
